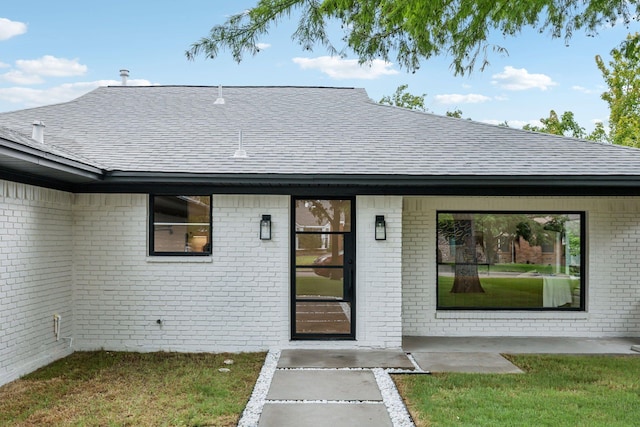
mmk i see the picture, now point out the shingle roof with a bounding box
[1,85,640,178]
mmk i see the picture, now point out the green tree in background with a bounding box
[523,110,609,142]
[596,33,640,147]
[523,110,586,138]
[445,109,464,119]
[186,0,638,75]
[379,84,427,111]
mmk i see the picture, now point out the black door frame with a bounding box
[291,196,356,340]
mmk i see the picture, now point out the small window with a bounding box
[437,212,584,310]
[150,195,211,255]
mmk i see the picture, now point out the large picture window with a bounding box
[437,212,584,310]
[150,195,212,255]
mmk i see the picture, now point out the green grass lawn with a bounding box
[0,351,265,427]
[394,355,640,427]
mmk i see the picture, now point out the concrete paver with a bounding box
[411,352,523,373]
[251,339,640,426]
[404,336,640,354]
[278,349,414,369]
[267,370,383,401]
[258,402,393,427]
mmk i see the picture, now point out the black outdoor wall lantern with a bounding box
[375,215,386,240]
[260,214,272,240]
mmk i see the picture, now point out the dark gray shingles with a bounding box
[1,85,640,176]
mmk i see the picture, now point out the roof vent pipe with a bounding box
[31,121,45,144]
[233,130,247,158]
[119,69,129,86]
[214,84,225,104]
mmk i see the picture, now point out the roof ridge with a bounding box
[103,85,358,90]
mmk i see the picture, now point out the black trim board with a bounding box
[4,164,640,196]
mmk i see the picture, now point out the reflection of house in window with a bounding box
[294,200,345,251]
[436,211,583,310]
[541,242,555,253]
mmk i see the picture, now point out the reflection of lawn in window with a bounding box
[295,255,321,266]
[438,276,543,308]
[296,276,343,298]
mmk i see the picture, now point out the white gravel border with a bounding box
[238,350,417,427]
[237,350,280,427]
[374,368,416,427]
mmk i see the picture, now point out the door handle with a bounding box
[345,268,353,298]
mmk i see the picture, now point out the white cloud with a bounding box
[0,61,9,68]
[482,119,542,128]
[491,66,557,91]
[292,56,398,79]
[0,18,27,41]
[256,43,271,50]
[16,55,87,77]
[1,69,44,85]
[572,85,598,94]
[0,78,151,108]
[0,55,89,86]
[434,93,491,105]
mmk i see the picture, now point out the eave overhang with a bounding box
[0,138,105,191]
[1,142,640,196]
[72,171,640,196]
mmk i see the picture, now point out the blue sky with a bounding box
[1,1,638,131]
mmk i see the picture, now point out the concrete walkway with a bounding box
[241,349,418,427]
[240,337,640,426]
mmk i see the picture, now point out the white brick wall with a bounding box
[402,196,640,337]
[72,194,406,352]
[0,180,74,386]
[6,187,640,387]
[72,194,290,352]
[355,196,403,349]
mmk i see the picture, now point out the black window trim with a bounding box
[436,210,586,311]
[149,194,213,256]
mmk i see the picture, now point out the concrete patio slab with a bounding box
[278,349,414,369]
[411,352,524,373]
[404,336,640,354]
[267,370,383,401]
[258,403,393,427]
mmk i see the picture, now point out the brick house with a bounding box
[1,85,640,385]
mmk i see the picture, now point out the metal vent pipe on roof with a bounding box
[31,121,45,144]
[119,69,129,86]
[233,130,247,158]
[214,84,225,104]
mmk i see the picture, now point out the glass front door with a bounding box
[292,198,355,339]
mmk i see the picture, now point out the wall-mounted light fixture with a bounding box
[260,215,272,240]
[375,215,386,240]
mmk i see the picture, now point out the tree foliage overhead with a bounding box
[186,0,638,75]
[596,32,640,147]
